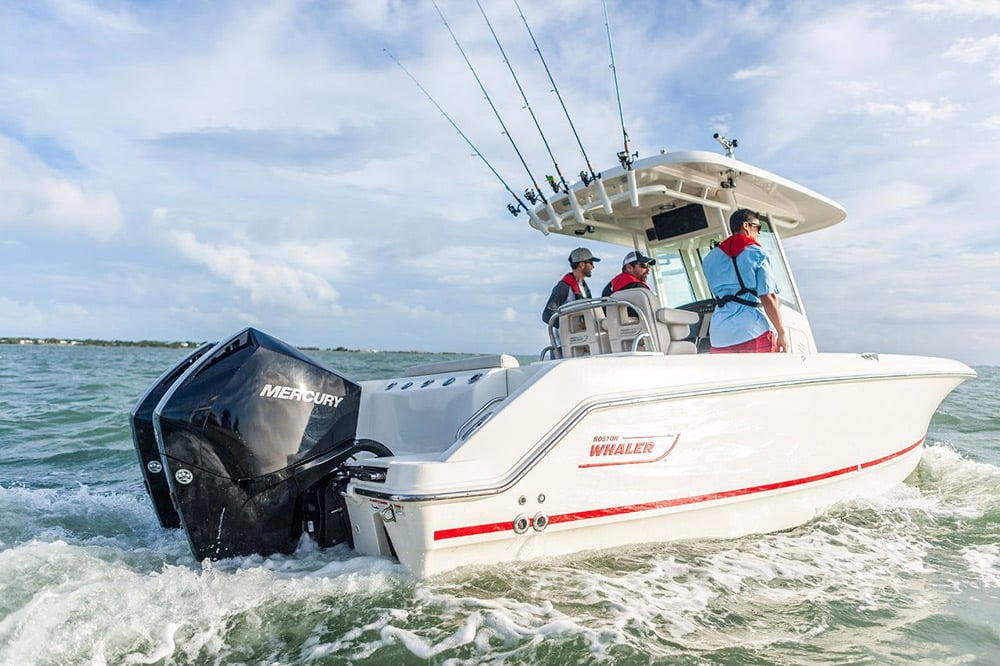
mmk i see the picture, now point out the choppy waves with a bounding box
[1,441,997,665]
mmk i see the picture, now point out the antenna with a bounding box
[714,133,738,158]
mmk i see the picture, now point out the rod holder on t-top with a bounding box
[714,133,738,159]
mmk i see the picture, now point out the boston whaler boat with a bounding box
[130,4,974,575]
[130,147,974,576]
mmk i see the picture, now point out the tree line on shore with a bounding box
[0,336,205,349]
[0,337,446,354]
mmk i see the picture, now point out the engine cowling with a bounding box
[148,328,375,561]
[130,342,214,528]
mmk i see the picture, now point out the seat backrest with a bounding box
[655,307,699,354]
[557,306,609,357]
[607,289,699,355]
[604,288,661,352]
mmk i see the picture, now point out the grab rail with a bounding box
[455,395,506,441]
[545,296,660,356]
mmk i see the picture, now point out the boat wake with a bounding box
[1,441,997,663]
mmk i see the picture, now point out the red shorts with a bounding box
[710,330,777,354]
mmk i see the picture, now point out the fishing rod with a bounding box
[602,0,639,208]
[431,0,562,230]
[513,0,613,214]
[384,48,549,234]
[474,0,586,227]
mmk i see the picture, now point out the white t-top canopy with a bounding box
[528,150,846,247]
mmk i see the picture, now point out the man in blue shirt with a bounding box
[702,209,787,353]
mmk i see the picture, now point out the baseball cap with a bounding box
[568,248,600,264]
[623,250,656,267]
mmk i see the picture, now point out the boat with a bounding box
[129,146,975,576]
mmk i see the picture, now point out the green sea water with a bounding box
[0,345,997,664]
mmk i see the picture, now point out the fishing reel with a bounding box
[524,188,540,205]
[617,150,637,170]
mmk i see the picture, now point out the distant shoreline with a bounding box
[2,337,206,349]
[0,337,468,355]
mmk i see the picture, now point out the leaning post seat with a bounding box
[601,296,651,353]
[606,289,698,354]
[655,308,699,354]
[550,298,610,358]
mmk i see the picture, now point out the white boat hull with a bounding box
[347,353,972,576]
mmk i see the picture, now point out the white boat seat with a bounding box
[601,297,649,353]
[606,289,698,354]
[656,307,699,355]
[404,354,520,377]
[558,306,610,358]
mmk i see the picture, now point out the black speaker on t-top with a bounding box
[646,205,709,241]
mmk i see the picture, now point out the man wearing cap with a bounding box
[542,247,600,328]
[702,208,786,353]
[601,250,656,297]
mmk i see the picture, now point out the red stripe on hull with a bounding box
[432,437,925,541]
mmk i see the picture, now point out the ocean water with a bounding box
[0,344,997,665]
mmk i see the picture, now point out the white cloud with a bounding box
[943,34,1000,83]
[943,34,1000,63]
[729,65,777,81]
[905,1,1000,18]
[49,0,145,34]
[855,99,962,125]
[164,229,345,312]
[0,297,44,330]
[0,136,123,239]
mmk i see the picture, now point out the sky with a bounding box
[1,0,998,365]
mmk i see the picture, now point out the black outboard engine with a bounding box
[130,342,215,528]
[131,327,389,561]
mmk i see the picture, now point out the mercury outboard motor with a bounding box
[130,342,215,528]
[137,327,389,561]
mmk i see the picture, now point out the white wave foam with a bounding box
[0,483,193,561]
[961,544,1000,589]
[0,538,413,664]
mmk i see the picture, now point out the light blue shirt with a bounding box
[702,243,779,348]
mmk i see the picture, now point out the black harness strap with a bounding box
[715,253,761,309]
